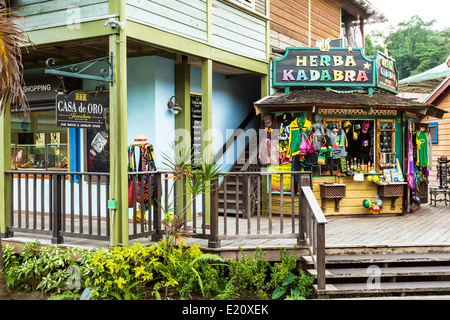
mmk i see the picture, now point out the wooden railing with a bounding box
[5,171,112,244]
[300,185,327,290]
[5,169,326,288]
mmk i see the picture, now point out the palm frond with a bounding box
[0,7,34,116]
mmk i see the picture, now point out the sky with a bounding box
[365,0,449,34]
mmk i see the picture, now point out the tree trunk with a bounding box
[0,238,11,300]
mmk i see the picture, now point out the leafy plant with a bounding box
[269,248,314,300]
[160,143,224,252]
[220,248,270,300]
[4,241,80,293]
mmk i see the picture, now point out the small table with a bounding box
[429,188,450,206]
[319,183,346,213]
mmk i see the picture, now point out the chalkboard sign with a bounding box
[190,94,202,165]
[56,90,106,129]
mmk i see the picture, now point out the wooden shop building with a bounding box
[254,44,447,216]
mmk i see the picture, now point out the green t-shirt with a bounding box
[416,131,429,167]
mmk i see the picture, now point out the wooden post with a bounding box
[298,173,311,246]
[0,97,12,238]
[317,223,326,290]
[52,174,63,244]
[109,0,128,246]
[202,58,213,224]
[174,63,192,220]
[152,172,162,242]
[208,179,220,248]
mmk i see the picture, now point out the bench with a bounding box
[429,188,450,206]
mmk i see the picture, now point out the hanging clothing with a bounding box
[287,115,312,157]
[277,113,293,164]
[427,132,433,172]
[258,120,279,165]
[128,144,157,210]
[407,131,415,190]
[416,131,429,167]
[326,128,347,159]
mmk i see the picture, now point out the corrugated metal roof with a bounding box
[400,62,450,84]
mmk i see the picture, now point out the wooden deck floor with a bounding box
[3,203,450,251]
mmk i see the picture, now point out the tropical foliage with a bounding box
[2,241,315,300]
[0,5,33,114]
[365,15,450,79]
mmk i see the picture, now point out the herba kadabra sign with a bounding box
[56,90,107,129]
[273,40,375,88]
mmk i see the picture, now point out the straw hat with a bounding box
[437,156,450,163]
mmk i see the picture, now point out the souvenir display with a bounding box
[258,114,279,165]
[277,113,293,164]
[362,199,372,208]
[128,135,157,211]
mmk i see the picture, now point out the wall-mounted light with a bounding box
[167,96,182,114]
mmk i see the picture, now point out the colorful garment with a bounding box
[128,144,156,210]
[326,128,347,159]
[287,115,312,157]
[416,131,429,167]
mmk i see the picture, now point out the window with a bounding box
[320,119,375,175]
[230,0,255,10]
[428,122,438,144]
[11,110,68,170]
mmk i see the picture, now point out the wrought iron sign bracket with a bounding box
[45,52,114,86]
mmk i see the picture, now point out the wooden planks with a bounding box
[270,0,340,49]
[11,0,109,31]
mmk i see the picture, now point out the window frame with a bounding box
[428,122,438,144]
[229,0,255,11]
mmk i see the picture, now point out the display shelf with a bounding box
[377,182,406,210]
[11,143,68,171]
[46,144,68,170]
[319,183,346,213]
[15,144,46,170]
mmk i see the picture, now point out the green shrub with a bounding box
[2,240,314,300]
[269,248,314,300]
[219,248,270,300]
[4,240,79,293]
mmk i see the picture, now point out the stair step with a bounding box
[308,266,450,278]
[303,253,450,265]
[315,281,450,296]
[218,208,245,215]
[218,200,243,206]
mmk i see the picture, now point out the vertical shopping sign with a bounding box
[190,94,202,166]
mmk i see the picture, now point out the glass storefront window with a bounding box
[11,110,68,170]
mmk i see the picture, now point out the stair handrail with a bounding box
[213,110,256,164]
[300,185,327,290]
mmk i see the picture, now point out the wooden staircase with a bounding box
[303,251,450,298]
[218,148,254,217]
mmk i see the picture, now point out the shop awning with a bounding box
[254,89,447,119]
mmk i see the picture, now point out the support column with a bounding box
[174,63,192,220]
[201,58,213,224]
[109,0,128,246]
[0,98,11,237]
